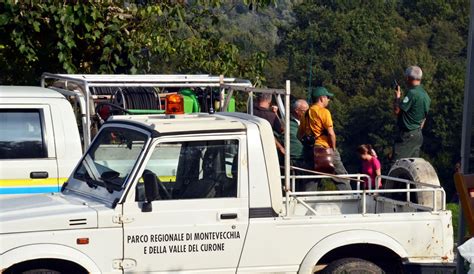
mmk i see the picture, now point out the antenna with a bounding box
[307,40,314,104]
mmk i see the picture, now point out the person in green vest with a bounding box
[290,99,309,162]
[393,65,431,161]
[289,99,315,191]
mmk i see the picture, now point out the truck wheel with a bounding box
[385,158,442,209]
[21,269,61,274]
[5,260,87,274]
[321,258,384,274]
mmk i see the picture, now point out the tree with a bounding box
[273,0,469,197]
[0,1,271,85]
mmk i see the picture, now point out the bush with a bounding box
[447,203,470,244]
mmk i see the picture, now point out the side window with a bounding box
[0,109,46,159]
[137,139,239,201]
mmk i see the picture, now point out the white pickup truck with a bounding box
[0,84,454,273]
[0,86,82,195]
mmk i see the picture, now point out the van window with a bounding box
[0,109,46,159]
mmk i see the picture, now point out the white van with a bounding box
[0,86,82,194]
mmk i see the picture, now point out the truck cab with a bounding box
[0,86,82,195]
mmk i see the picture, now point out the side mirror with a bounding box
[142,170,159,212]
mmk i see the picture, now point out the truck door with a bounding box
[0,106,59,194]
[122,135,249,273]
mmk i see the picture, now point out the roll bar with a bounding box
[41,73,252,149]
[220,81,292,197]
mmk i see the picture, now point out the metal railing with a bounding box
[41,73,253,149]
[376,175,446,212]
[283,168,446,216]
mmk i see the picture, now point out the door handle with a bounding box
[30,171,49,179]
[220,213,238,220]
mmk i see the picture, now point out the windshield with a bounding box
[64,126,149,204]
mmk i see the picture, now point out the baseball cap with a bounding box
[311,87,334,98]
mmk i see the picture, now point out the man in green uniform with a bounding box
[393,65,431,161]
[290,99,309,162]
[289,99,314,191]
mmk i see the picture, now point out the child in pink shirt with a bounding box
[357,144,382,189]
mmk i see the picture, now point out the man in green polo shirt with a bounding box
[290,99,309,163]
[289,99,316,191]
[393,65,431,161]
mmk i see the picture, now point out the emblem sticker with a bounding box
[402,96,409,103]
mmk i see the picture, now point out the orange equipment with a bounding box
[454,173,474,237]
[165,94,184,115]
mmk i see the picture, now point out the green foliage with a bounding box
[275,0,469,198]
[447,203,460,242]
[447,203,471,243]
[0,0,470,201]
[1,3,138,82]
[0,1,270,85]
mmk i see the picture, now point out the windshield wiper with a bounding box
[85,178,99,189]
[77,169,122,193]
[82,176,121,193]
[100,179,123,193]
[78,156,123,193]
[100,170,123,193]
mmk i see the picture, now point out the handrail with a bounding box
[284,172,446,216]
[285,174,371,192]
[293,196,318,215]
[377,174,446,212]
[289,166,369,191]
[376,175,444,188]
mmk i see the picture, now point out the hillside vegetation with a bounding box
[0,0,469,199]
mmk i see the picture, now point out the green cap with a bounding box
[311,87,334,98]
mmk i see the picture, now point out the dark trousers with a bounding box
[292,159,318,191]
[393,128,423,161]
[331,149,351,190]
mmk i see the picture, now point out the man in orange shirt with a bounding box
[298,87,351,190]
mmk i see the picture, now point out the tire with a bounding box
[385,158,442,209]
[4,260,87,274]
[321,257,384,274]
[21,269,61,274]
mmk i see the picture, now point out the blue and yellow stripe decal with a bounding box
[0,178,68,195]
